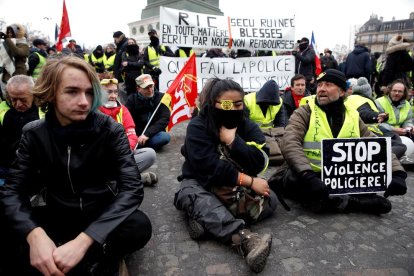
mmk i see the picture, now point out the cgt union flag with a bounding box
[161,53,198,131]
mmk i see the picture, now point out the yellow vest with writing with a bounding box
[303,100,360,172]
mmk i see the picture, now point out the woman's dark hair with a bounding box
[198,78,245,139]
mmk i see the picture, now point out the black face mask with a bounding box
[212,108,244,129]
[299,42,309,51]
[126,44,139,55]
[150,36,159,46]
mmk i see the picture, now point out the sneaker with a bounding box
[346,194,392,214]
[141,172,158,186]
[399,155,414,165]
[232,229,272,273]
[188,218,205,240]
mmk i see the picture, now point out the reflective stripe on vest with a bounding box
[303,100,360,172]
[345,94,382,135]
[32,52,47,79]
[179,49,194,57]
[244,92,283,129]
[376,96,411,127]
[0,101,45,125]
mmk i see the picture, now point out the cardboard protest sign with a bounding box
[160,7,295,51]
[159,56,294,92]
[321,137,392,195]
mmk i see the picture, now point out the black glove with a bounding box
[0,32,6,39]
[300,171,329,200]
[152,67,162,75]
[384,171,407,198]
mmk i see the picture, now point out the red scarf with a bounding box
[292,93,304,108]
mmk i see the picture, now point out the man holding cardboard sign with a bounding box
[269,69,407,214]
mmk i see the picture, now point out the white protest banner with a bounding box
[321,137,392,195]
[159,56,295,93]
[160,7,295,51]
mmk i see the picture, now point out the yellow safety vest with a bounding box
[244,92,283,129]
[0,101,45,125]
[178,49,194,57]
[32,52,47,79]
[345,94,382,135]
[303,100,360,172]
[147,45,166,68]
[376,96,411,127]
[103,54,115,71]
[116,107,123,124]
[299,95,316,106]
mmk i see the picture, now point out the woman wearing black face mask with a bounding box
[121,38,144,97]
[174,78,277,273]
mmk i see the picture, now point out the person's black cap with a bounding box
[317,69,347,91]
[297,37,309,44]
[33,38,47,47]
[113,31,124,38]
[148,29,157,36]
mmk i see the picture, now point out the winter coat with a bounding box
[125,91,170,138]
[114,36,128,82]
[28,47,47,76]
[344,45,371,80]
[380,50,414,86]
[0,103,41,167]
[99,102,138,150]
[180,110,268,190]
[282,89,311,119]
[0,111,143,243]
[1,37,29,82]
[280,101,404,174]
[293,47,316,81]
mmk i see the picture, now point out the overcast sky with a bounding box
[0,0,413,52]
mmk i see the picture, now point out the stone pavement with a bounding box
[127,122,414,276]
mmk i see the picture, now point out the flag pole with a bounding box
[133,100,163,151]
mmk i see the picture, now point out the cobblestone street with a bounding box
[127,122,414,276]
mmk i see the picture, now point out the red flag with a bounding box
[161,53,198,131]
[311,31,322,76]
[56,0,71,51]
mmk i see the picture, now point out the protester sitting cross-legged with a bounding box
[174,78,277,273]
[376,80,414,164]
[126,74,171,151]
[0,56,152,275]
[268,69,407,215]
[99,78,158,186]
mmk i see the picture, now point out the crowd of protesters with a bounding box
[0,21,413,274]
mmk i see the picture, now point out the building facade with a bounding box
[355,12,414,54]
[129,0,223,47]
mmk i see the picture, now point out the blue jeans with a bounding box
[144,131,171,151]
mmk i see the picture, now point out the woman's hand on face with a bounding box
[219,126,236,145]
